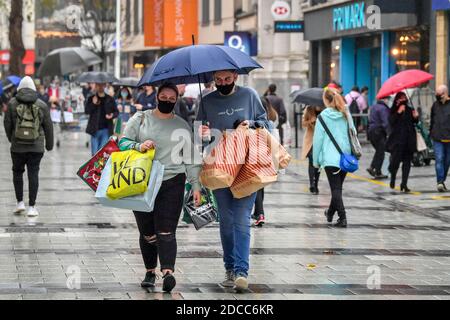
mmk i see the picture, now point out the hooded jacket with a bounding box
[313,107,354,169]
[4,87,54,153]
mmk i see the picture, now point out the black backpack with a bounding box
[349,97,359,115]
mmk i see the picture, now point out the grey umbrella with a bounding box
[291,88,325,107]
[76,72,119,84]
[113,77,140,88]
[37,47,103,77]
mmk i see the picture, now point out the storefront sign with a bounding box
[432,0,450,11]
[304,0,419,41]
[274,21,304,33]
[224,32,257,57]
[271,1,291,20]
[333,2,366,32]
[144,0,198,47]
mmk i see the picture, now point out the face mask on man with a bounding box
[158,99,176,114]
[216,82,235,95]
[436,94,444,102]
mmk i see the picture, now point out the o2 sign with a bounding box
[271,1,291,20]
[224,32,257,57]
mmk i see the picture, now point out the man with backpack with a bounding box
[3,76,54,217]
[345,86,368,132]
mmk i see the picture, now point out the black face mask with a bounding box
[158,100,176,114]
[436,95,444,102]
[216,82,235,95]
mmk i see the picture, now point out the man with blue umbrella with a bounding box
[197,69,271,292]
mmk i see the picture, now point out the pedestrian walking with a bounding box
[119,82,202,292]
[367,98,391,179]
[345,87,368,133]
[174,84,192,125]
[313,87,356,228]
[430,85,450,192]
[197,69,271,292]
[302,105,324,195]
[264,84,287,145]
[3,76,54,217]
[251,95,278,227]
[386,92,419,193]
[135,85,157,111]
[85,82,119,156]
[116,87,136,123]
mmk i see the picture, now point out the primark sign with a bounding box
[304,0,419,41]
[333,2,380,32]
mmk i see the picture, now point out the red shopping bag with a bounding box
[231,129,278,199]
[200,128,249,190]
[77,137,120,192]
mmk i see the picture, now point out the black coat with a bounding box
[386,106,418,154]
[85,94,118,136]
[430,99,450,142]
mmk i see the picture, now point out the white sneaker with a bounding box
[27,206,39,217]
[14,202,26,215]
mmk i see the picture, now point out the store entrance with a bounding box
[356,36,381,105]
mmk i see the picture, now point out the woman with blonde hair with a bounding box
[313,87,356,228]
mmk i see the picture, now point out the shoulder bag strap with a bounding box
[318,115,343,155]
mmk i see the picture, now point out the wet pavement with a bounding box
[1,124,450,300]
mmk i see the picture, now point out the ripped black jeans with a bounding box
[133,174,186,272]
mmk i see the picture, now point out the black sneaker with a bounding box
[162,272,176,293]
[141,271,157,288]
[324,209,335,223]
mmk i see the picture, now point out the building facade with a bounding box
[431,0,450,87]
[0,0,36,77]
[304,0,432,104]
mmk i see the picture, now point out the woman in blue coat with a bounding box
[313,87,356,228]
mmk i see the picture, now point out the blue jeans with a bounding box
[91,128,110,156]
[213,188,257,278]
[434,141,450,184]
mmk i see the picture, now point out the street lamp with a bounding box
[115,0,121,79]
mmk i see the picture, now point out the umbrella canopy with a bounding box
[376,69,434,100]
[76,72,119,84]
[113,77,140,88]
[291,88,325,107]
[1,75,22,92]
[7,75,21,86]
[0,82,3,95]
[38,47,103,77]
[138,45,262,86]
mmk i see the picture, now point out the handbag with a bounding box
[318,116,359,173]
[183,187,218,230]
[348,123,363,159]
[416,131,427,152]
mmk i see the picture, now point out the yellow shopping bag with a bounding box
[106,149,155,200]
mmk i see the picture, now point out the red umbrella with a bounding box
[376,69,434,100]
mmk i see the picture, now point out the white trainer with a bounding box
[27,207,39,217]
[14,202,26,215]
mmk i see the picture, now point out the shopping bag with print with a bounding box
[183,186,218,230]
[200,128,249,190]
[106,149,156,200]
[77,137,120,192]
[231,129,278,199]
[96,158,165,212]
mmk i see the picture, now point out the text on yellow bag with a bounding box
[107,149,155,200]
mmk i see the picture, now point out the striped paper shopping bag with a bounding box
[231,129,278,199]
[200,128,249,190]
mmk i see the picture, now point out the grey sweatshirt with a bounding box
[196,86,271,131]
[120,111,201,191]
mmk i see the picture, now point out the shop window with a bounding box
[330,40,341,82]
[391,28,430,73]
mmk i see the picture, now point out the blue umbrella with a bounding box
[138,45,262,86]
[0,82,3,96]
[7,75,22,86]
